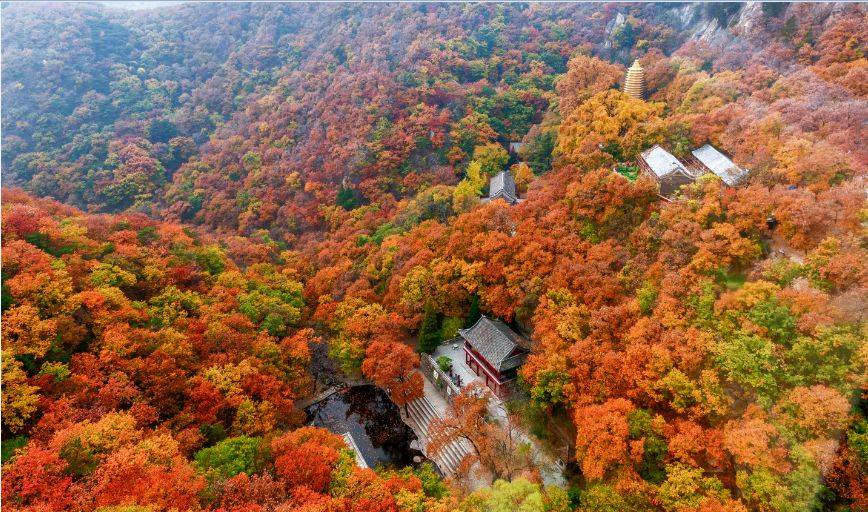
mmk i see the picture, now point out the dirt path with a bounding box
[768,233,805,264]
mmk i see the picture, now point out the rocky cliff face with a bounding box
[603,2,748,55]
[608,2,854,49]
[602,2,859,68]
[668,2,741,44]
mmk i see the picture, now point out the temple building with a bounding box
[688,143,748,187]
[482,169,521,205]
[638,144,696,197]
[458,316,530,397]
[624,59,645,100]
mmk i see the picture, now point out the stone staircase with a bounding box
[404,396,472,476]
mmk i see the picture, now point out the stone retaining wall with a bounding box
[420,352,461,404]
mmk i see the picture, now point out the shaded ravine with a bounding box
[305,385,429,470]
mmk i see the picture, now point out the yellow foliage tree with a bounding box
[555,90,665,170]
[511,162,535,193]
[556,54,625,117]
[1,352,40,433]
[452,161,487,213]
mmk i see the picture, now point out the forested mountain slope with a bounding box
[1,190,466,511]
[2,2,866,511]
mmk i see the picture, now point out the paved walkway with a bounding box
[421,368,452,417]
[432,342,480,388]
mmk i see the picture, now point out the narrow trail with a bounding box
[296,386,342,410]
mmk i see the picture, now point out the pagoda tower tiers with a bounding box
[624,59,645,100]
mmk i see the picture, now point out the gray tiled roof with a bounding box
[640,144,692,178]
[691,144,748,186]
[459,316,529,371]
[489,170,519,204]
[490,170,516,197]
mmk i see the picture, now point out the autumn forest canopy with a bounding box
[1,2,866,512]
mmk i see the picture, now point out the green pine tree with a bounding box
[465,294,481,328]
[419,306,442,354]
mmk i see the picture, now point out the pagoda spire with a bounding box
[624,59,645,100]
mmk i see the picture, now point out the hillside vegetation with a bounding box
[2,3,866,511]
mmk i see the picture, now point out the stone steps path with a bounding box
[404,395,473,476]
